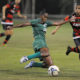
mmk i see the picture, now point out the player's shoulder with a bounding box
[6,1,15,8]
[46,20,51,23]
[9,1,15,6]
[30,18,40,23]
[46,20,52,24]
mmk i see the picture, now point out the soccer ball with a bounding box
[48,65,60,77]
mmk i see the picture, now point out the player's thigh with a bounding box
[5,30,13,35]
[40,48,49,56]
[33,39,48,51]
[40,48,53,66]
[74,38,80,47]
[2,24,13,35]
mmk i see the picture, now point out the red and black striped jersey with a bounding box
[64,13,80,39]
[1,1,20,25]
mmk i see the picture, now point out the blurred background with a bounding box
[0,0,80,20]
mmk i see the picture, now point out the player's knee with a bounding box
[40,48,50,57]
[5,30,13,35]
[78,46,80,50]
[10,30,13,35]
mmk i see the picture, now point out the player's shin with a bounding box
[71,47,80,53]
[27,52,41,60]
[3,35,11,45]
[43,56,53,67]
[71,46,80,59]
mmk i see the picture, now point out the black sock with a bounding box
[3,35,11,45]
[71,47,80,53]
[0,33,5,37]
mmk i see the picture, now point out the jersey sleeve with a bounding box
[64,16,70,21]
[30,19,38,26]
[6,2,15,8]
[47,21,53,27]
[16,6,20,13]
[6,4,11,8]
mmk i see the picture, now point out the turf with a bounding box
[0,23,80,80]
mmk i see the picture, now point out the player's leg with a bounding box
[20,48,53,67]
[24,60,51,69]
[66,38,80,59]
[21,48,53,68]
[0,25,6,38]
[24,61,44,69]
[20,48,50,64]
[3,29,13,45]
[24,48,53,69]
[20,51,42,63]
[2,25,13,45]
[40,48,53,67]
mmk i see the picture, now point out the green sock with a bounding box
[27,52,41,60]
[32,62,43,67]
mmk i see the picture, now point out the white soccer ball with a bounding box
[48,65,60,77]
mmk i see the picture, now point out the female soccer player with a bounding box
[52,5,80,59]
[0,0,26,46]
[11,11,72,69]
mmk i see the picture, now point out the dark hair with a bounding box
[40,9,48,16]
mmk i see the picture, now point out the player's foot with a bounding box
[20,56,28,64]
[24,61,35,69]
[66,46,71,55]
[0,44,7,47]
[2,44,7,47]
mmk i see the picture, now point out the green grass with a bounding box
[0,23,80,80]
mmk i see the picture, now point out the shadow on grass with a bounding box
[0,69,48,77]
[0,69,80,78]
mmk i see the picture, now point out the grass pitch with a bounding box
[0,22,80,80]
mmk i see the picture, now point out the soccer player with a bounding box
[52,5,80,59]
[11,11,72,69]
[0,0,26,46]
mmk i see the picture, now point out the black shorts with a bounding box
[74,38,80,47]
[2,24,13,30]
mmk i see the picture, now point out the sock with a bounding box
[71,47,80,53]
[27,52,41,60]
[0,33,5,37]
[32,62,43,67]
[3,35,11,45]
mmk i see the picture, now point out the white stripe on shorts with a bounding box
[73,36,80,39]
[1,22,13,25]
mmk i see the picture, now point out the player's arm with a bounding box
[52,15,75,26]
[51,16,76,35]
[51,20,70,35]
[2,3,12,20]
[2,5,7,20]
[13,21,32,28]
[52,20,70,26]
[51,26,61,35]
[17,11,27,19]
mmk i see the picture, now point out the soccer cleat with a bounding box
[20,56,28,64]
[66,46,71,55]
[0,44,7,47]
[24,61,35,69]
[2,44,7,47]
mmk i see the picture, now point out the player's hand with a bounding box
[51,30,57,35]
[2,16,6,20]
[23,16,27,19]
